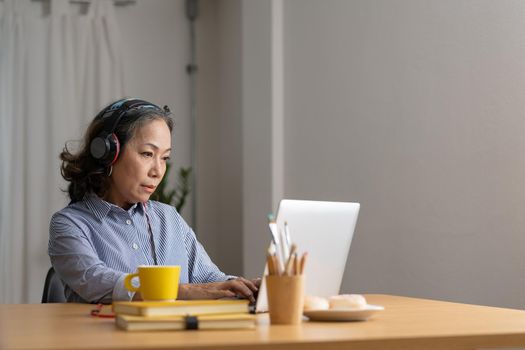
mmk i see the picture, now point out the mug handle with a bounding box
[124,273,140,292]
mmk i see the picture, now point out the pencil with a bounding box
[285,253,295,276]
[288,243,297,258]
[271,254,281,276]
[299,252,308,274]
[267,255,275,275]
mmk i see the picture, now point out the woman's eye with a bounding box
[163,156,171,161]
[142,152,153,158]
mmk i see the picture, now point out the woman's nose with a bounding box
[150,158,163,177]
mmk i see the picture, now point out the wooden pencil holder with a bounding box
[265,275,305,325]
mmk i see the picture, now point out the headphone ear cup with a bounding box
[90,136,109,160]
[90,133,120,166]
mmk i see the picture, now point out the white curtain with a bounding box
[0,0,124,303]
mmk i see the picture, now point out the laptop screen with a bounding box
[255,199,360,312]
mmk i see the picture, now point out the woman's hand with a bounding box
[178,277,261,302]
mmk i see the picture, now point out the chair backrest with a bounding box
[42,267,66,303]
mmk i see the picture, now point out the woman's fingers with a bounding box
[234,277,258,292]
[226,280,255,302]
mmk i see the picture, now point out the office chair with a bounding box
[41,267,66,303]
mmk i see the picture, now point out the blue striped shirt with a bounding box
[48,195,232,303]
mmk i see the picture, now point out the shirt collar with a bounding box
[84,194,142,221]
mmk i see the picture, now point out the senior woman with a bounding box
[49,98,259,303]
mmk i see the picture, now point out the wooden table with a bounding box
[2,294,525,350]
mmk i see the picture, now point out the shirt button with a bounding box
[126,219,132,225]
[132,243,139,250]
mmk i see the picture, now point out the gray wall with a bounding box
[283,0,525,309]
[202,0,525,309]
[216,0,244,276]
[196,0,244,275]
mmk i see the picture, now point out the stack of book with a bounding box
[113,299,256,331]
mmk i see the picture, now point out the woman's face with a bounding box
[105,118,171,209]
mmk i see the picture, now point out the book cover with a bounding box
[116,313,256,331]
[112,299,250,317]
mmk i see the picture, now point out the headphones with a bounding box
[89,98,168,167]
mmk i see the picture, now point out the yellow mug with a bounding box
[124,265,181,301]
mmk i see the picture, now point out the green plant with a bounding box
[151,163,192,212]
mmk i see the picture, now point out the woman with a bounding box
[49,98,259,303]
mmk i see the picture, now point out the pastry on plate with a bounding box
[328,294,367,310]
[304,295,329,310]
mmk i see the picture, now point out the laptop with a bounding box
[254,199,360,312]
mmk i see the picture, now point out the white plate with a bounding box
[303,304,384,322]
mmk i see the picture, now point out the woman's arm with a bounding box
[49,213,133,303]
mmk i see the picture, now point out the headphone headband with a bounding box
[98,99,164,137]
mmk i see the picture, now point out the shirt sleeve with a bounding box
[48,213,134,303]
[182,226,235,283]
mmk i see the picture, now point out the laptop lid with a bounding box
[255,199,360,312]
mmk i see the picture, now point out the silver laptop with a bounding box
[255,199,360,312]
